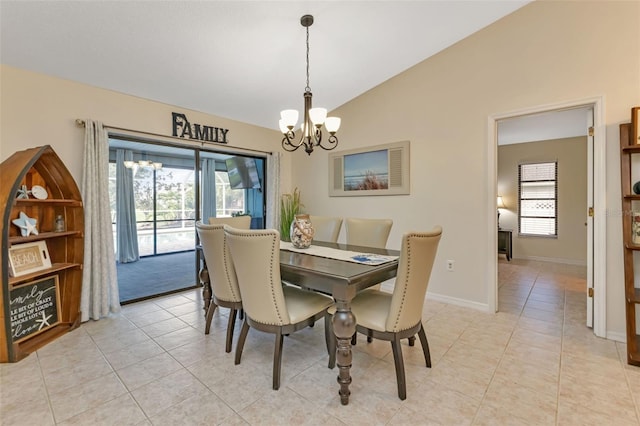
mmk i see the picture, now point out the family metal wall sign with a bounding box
[172,112,229,144]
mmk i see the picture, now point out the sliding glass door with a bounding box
[140,165,196,255]
[108,137,265,303]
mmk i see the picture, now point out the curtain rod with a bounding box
[75,119,272,156]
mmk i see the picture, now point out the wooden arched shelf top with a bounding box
[1,145,84,362]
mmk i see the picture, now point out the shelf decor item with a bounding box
[632,106,639,145]
[633,212,640,245]
[12,211,38,237]
[10,275,61,343]
[30,185,48,200]
[8,241,51,277]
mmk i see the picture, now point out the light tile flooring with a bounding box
[2,259,640,425]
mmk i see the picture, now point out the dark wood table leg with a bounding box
[332,299,356,405]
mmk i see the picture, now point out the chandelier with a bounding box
[279,15,341,155]
[123,160,162,170]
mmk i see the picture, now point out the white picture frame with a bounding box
[8,241,52,277]
[328,140,410,197]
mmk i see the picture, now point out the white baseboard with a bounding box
[514,255,587,266]
[606,330,626,343]
[426,291,492,313]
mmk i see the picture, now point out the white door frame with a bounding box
[487,96,606,337]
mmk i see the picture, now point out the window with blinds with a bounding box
[518,162,557,237]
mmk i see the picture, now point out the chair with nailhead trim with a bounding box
[224,226,335,391]
[329,226,442,400]
[196,218,249,351]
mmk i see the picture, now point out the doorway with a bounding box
[488,97,606,337]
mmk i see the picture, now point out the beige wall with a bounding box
[498,137,588,264]
[0,65,286,190]
[289,1,639,337]
[1,1,638,339]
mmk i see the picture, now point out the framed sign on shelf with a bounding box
[10,275,61,343]
[8,241,52,277]
[328,140,410,197]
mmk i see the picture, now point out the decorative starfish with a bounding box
[12,211,38,237]
[35,310,52,330]
[16,185,31,199]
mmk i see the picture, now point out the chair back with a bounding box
[208,215,252,228]
[345,217,393,249]
[386,227,442,332]
[196,221,241,303]
[309,215,343,243]
[224,227,290,326]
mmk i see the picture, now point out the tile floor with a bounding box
[2,259,640,425]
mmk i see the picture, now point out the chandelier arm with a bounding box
[282,131,304,152]
[318,134,339,151]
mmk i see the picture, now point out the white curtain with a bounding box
[81,120,120,321]
[266,152,281,230]
[201,158,217,222]
[116,149,139,263]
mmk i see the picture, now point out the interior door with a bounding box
[586,107,595,328]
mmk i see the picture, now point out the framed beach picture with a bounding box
[329,140,410,197]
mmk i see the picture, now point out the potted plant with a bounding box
[280,187,303,241]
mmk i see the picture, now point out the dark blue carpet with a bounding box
[117,251,199,303]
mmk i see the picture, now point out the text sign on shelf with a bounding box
[10,276,60,343]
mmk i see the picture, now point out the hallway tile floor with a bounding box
[2,259,639,425]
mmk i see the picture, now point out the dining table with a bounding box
[279,240,400,405]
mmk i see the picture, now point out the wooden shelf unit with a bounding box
[1,145,84,362]
[620,121,640,366]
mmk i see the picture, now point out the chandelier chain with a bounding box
[305,26,311,93]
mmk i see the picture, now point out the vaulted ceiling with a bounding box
[1,0,531,131]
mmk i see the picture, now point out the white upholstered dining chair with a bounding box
[208,215,251,228]
[345,217,394,343]
[224,226,335,390]
[345,217,393,249]
[196,219,249,352]
[329,226,442,400]
[309,215,343,243]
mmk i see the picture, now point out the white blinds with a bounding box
[518,162,557,236]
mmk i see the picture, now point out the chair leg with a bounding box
[391,335,407,400]
[325,315,336,369]
[273,331,284,390]
[351,333,357,345]
[367,331,373,343]
[234,319,250,365]
[204,302,218,335]
[417,324,431,368]
[225,308,238,353]
[408,335,416,346]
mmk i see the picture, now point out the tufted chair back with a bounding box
[386,227,442,332]
[345,217,393,249]
[208,215,251,228]
[196,221,241,303]
[309,215,343,243]
[224,226,290,326]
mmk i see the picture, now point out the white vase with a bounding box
[290,214,314,249]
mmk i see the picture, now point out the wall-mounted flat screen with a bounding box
[226,156,261,190]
